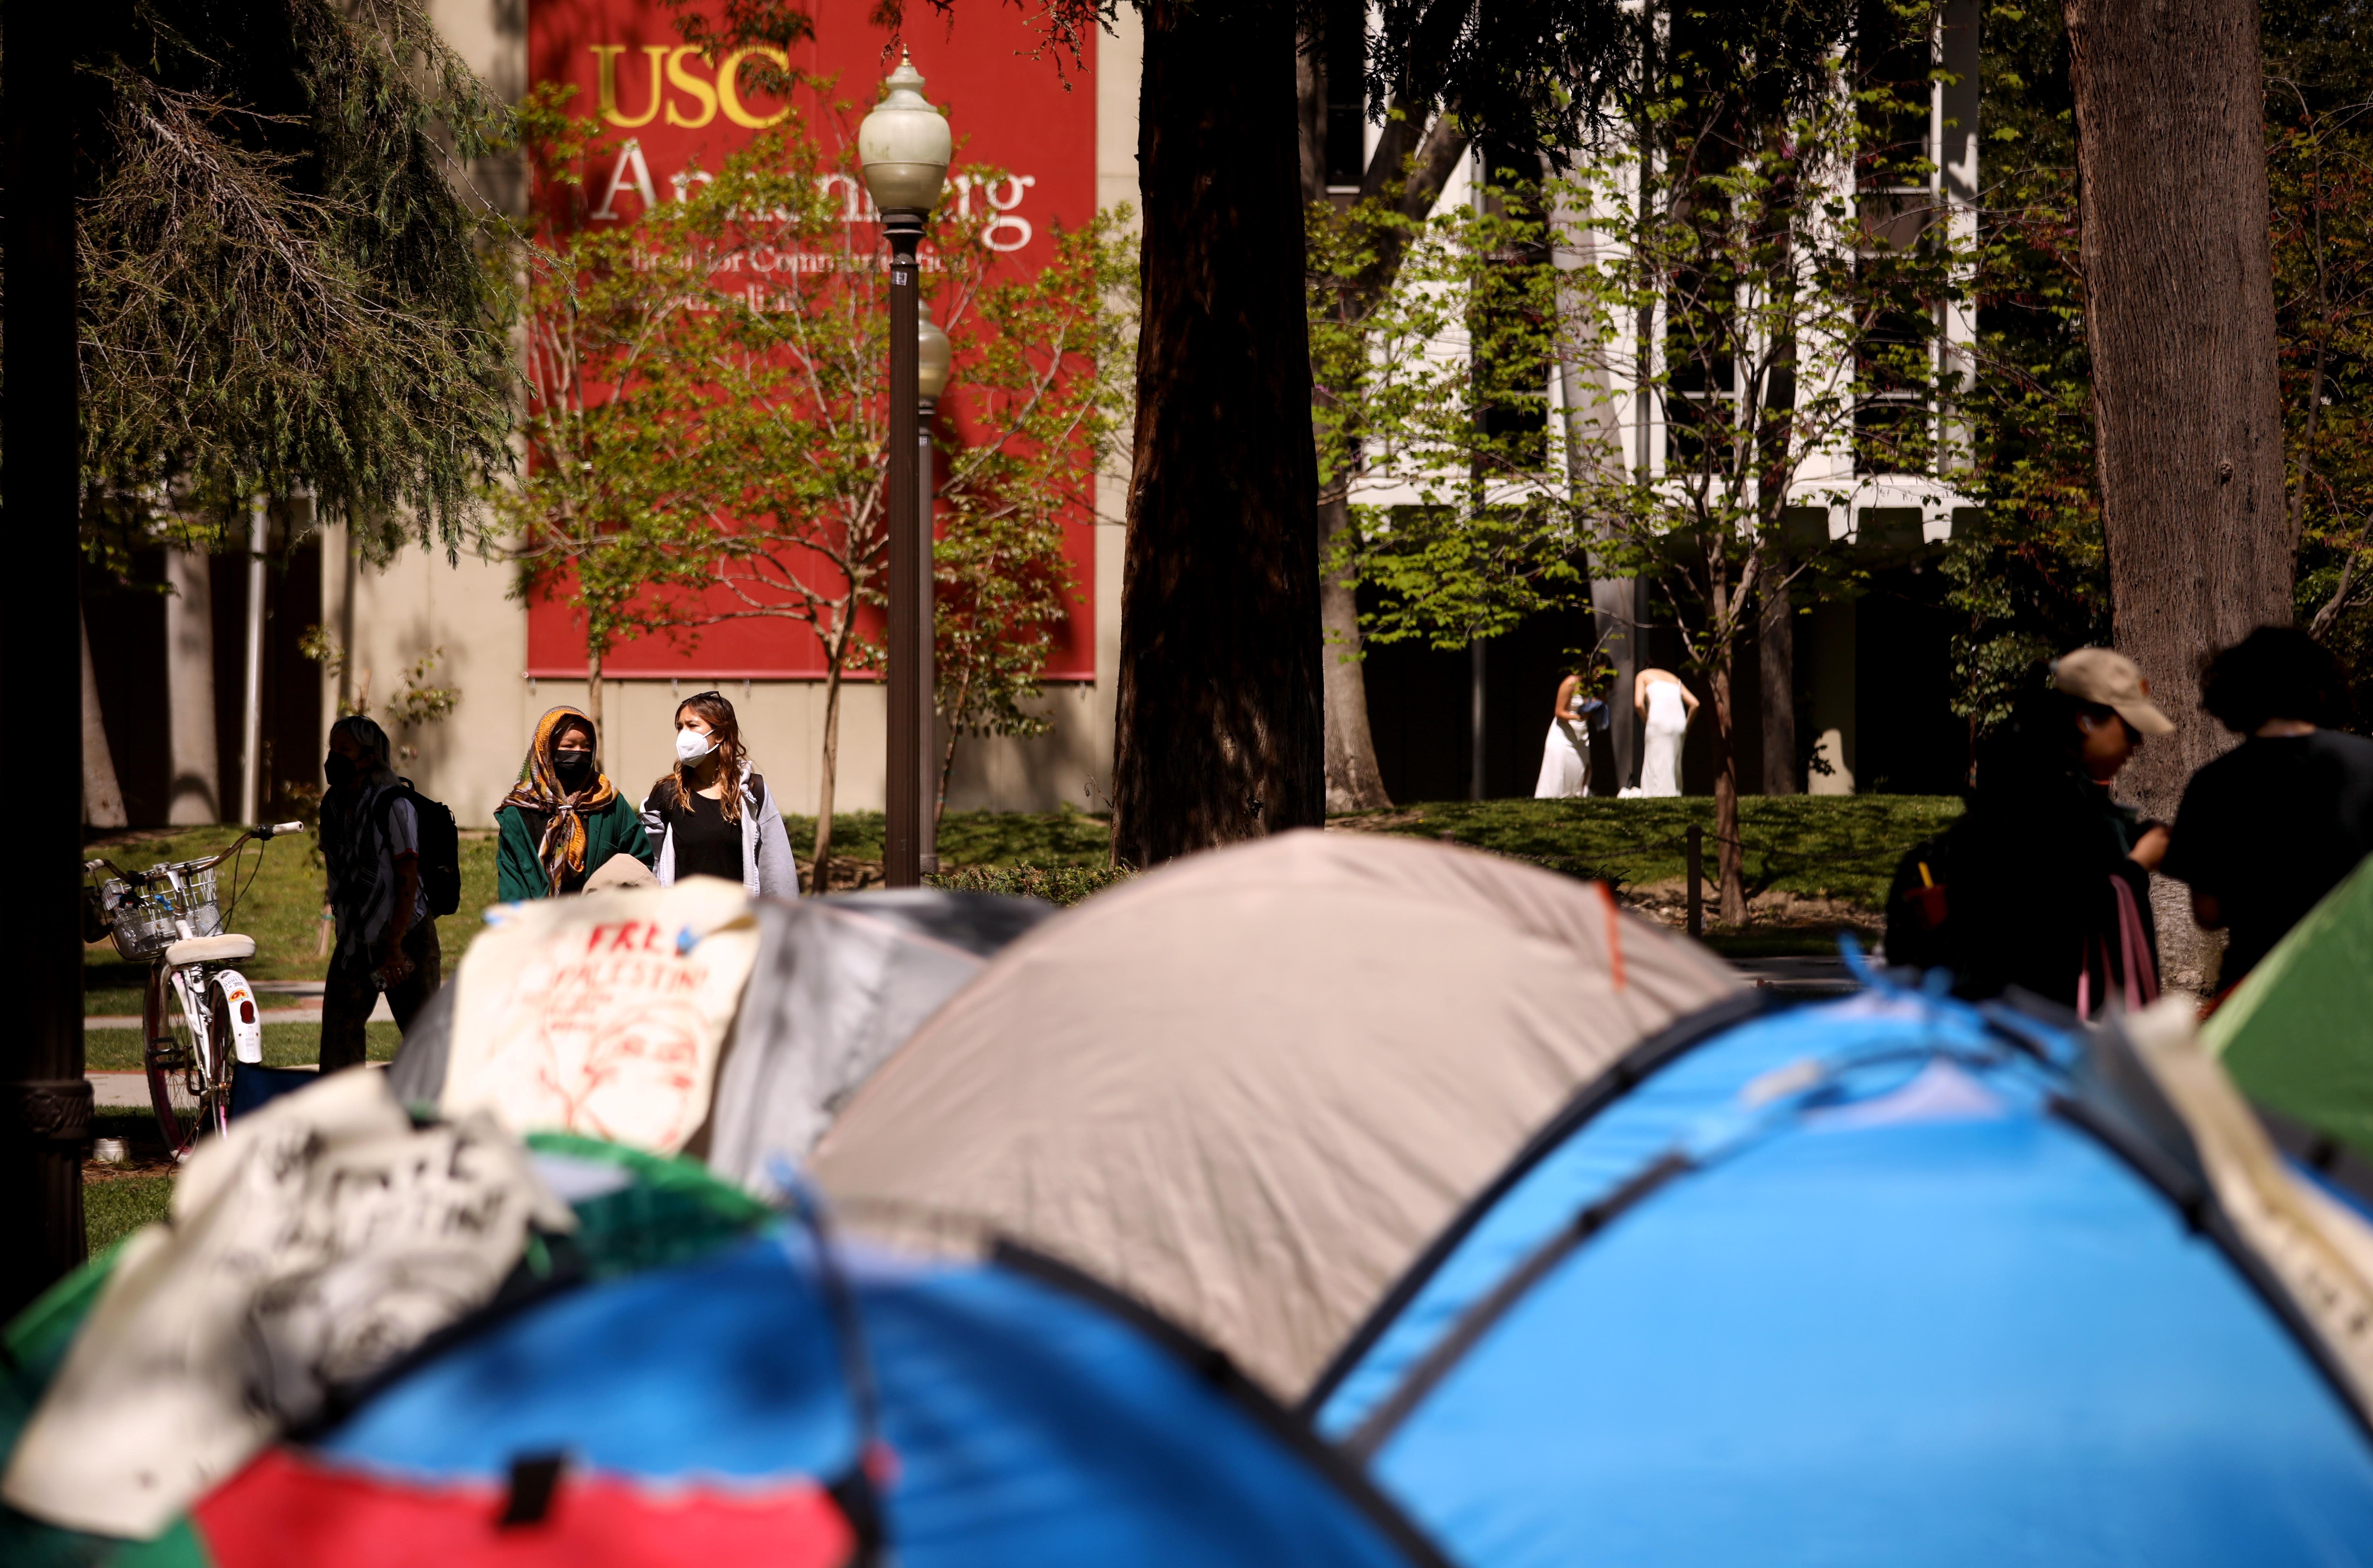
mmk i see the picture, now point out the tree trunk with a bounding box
[3,0,91,1308]
[2063,0,2290,810]
[811,656,844,895]
[1298,35,1393,816]
[935,665,971,834]
[1318,492,1392,812]
[1757,545,1796,795]
[165,548,220,825]
[1710,644,1748,925]
[2064,0,2290,991]
[583,648,605,759]
[81,610,127,829]
[1112,0,1324,866]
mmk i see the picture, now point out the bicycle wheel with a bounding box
[145,968,230,1159]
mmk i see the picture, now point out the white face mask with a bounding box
[675,727,717,765]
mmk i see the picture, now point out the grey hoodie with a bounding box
[641,763,800,899]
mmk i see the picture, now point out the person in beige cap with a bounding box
[2049,646,2177,793]
[1903,648,2172,1015]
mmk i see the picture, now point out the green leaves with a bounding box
[1316,63,1969,683]
[73,0,518,558]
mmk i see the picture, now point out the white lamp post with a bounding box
[858,53,949,889]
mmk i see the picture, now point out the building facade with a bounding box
[86,1,1988,828]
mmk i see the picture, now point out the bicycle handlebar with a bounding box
[86,822,307,887]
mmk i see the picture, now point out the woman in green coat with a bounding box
[495,705,654,900]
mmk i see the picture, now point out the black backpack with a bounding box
[374,779,463,917]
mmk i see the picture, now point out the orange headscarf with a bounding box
[501,706,620,895]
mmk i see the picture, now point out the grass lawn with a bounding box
[84,1022,403,1072]
[781,806,1116,869]
[85,1175,175,1253]
[84,827,501,1015]
[1340,795,1964,908]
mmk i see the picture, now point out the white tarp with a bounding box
[3,1070,569,1538]
[703,892,1052,1188]
[442,876,762,1153]
[813,829,1743,1399]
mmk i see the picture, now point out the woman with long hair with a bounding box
[1534,666,1604,799]
[641,690,798,898]
[495,706,653,900]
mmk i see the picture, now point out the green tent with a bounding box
[2202,855,2373,1161]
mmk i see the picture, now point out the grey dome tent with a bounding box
[812,829,1744,1399]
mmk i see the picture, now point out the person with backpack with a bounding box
[640,690,799,898]
[496,705,653,901]
[2164,626,2373,1001]
[1892,649,2172,1015]
[320,714,444,1072]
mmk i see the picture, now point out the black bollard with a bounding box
[1686,823,1703,939]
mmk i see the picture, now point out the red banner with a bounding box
[523,0,1099,679]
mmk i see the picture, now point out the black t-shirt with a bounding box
[1944,765,2156,1009]
[649,785,745,885]
[2164,729,2373,987]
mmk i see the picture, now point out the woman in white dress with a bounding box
[1634,668,1697,797]
[1534,671,1601,798]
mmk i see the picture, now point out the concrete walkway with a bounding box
[1726,955,1860,997]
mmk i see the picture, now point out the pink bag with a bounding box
[2076,873,2161,1020]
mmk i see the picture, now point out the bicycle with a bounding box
[85,823,307,1160]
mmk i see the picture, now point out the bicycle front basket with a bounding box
[109,870,224,961]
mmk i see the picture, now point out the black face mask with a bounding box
[324,753,357,790]
[553,750,595,789]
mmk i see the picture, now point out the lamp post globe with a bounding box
[916,301,953,401]
[858,53,951,218]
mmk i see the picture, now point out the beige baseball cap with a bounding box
[2050,647,2175,735]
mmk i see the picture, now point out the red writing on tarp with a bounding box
[584,920,685,955]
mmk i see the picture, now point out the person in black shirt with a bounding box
[1938,648,2174,1015]
[2164,627,2373,997]
[640,690,800,898]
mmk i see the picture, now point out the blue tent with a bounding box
[3,1139,1448,1568]
[1307,989,2373,1568]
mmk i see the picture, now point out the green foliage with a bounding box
[1944,1,2107,731]
[1313,30,1965,890]
[778,807,1115,869]
[299,628,459,756]
[69,0,517,558]
[1344,794,1963,906]
[933,805,1115,866]
[926,864,1135,905]
[2262,7,2373,714]
[1952,0,2373,728]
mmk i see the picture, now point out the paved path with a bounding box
[1726,955,1860,997]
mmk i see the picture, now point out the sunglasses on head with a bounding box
[686,690,725,704]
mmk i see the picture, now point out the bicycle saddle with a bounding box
[165,934,256,966]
